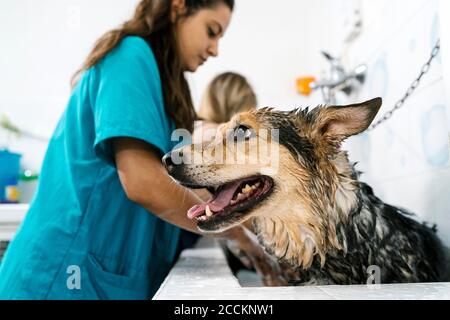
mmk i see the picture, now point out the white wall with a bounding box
[327,0,450,245]
[188,0,328,109]
[439,0,450,126]
[0,0,140,171]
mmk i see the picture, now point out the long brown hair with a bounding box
[71,0,234,132]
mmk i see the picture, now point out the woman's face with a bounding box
[174,3,232,72]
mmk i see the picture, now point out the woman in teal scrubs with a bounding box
[0,0,275,300]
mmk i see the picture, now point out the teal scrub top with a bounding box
[0,36,181,299]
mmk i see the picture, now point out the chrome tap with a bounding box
[297,51,367,105]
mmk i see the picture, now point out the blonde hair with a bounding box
[199,72,257,123]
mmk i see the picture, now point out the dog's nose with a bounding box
[162,153,174,169]
[162,151,182,170]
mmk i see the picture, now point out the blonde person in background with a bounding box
[193,71,257,143]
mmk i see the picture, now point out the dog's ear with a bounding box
[312,97,382,146]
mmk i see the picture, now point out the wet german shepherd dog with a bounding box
[165,98,449,285]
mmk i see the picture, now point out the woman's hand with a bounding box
[114,137,203,234]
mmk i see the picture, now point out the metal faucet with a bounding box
[298,51,367,105]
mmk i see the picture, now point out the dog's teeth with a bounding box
[242,184,252,193]
[230,200,237,205]
[205,205,213,217]
[233,192,244,202]
[254,181,261,188]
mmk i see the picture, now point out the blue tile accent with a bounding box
[421,104,449,167]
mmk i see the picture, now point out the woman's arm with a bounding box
[114,137,205,235]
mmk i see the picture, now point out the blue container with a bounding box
[0,149,22,202]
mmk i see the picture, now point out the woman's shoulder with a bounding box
[112,36,155,60]
[100,36,158,75]
[119,36,149,50]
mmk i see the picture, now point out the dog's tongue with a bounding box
[187,181,242,219]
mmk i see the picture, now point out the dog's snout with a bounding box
[162,153,174,169]
[162,151,183,170]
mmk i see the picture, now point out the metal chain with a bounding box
[368,39,440,131]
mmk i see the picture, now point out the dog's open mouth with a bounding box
[187,175,274,224]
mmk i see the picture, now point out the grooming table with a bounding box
[154,238,450,300]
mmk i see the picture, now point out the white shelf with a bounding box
[0,204,29,241]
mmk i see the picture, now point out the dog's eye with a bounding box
[233,125,255,141]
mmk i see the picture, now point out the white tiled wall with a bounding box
[321,0,450,245]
